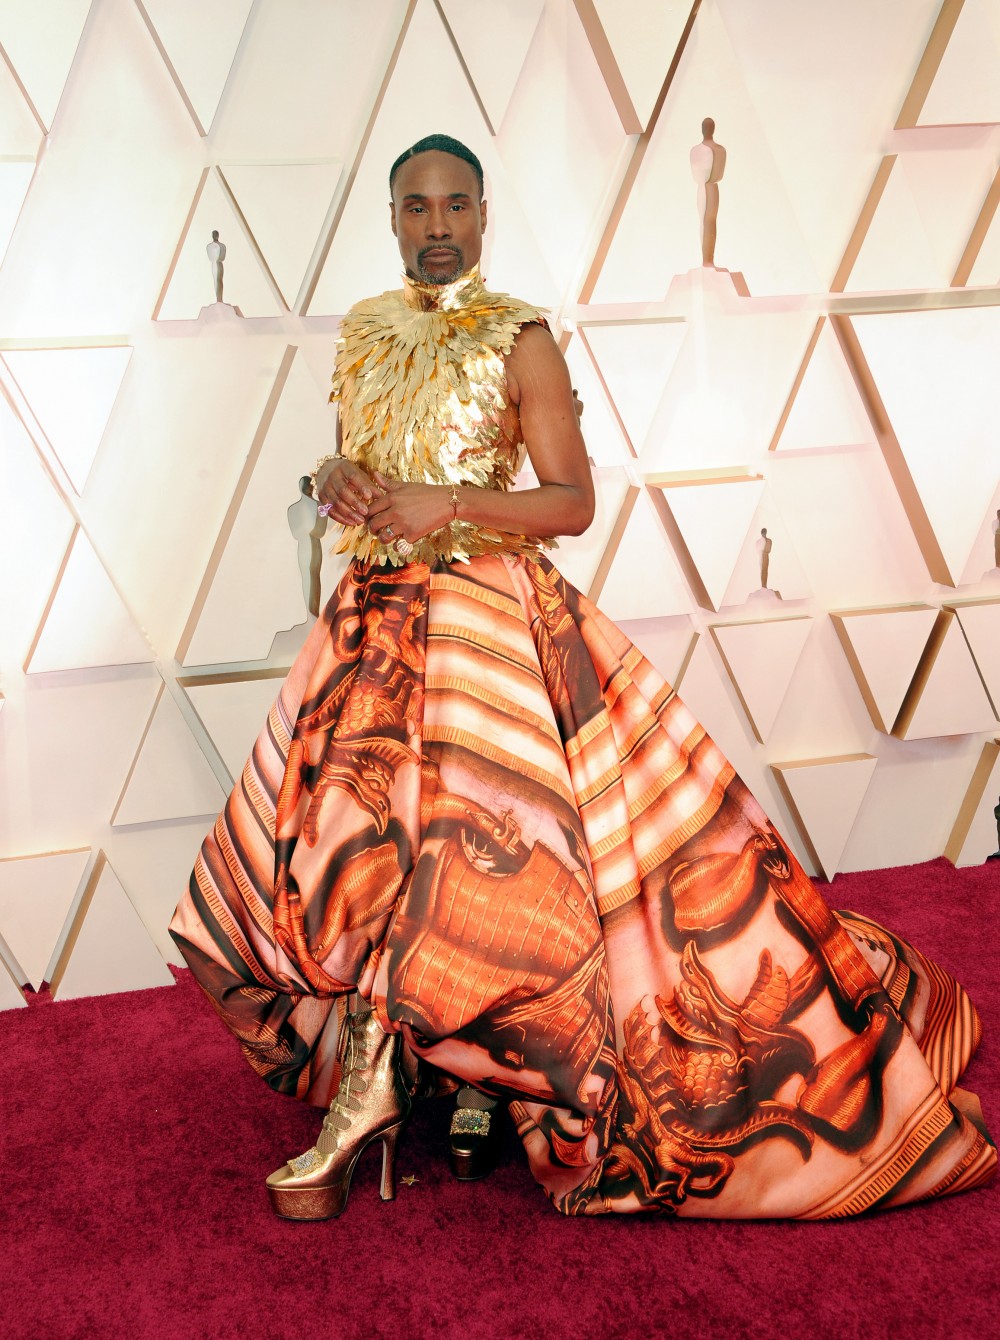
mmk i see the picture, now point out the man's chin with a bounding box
[417,255,464,284]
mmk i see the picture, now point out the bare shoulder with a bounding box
[505,321,569,405]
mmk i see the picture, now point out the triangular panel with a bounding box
[220,160,342,309]
[0,48,44,153]
[0,848,90,989]
[615,618,697,692]
[178,347,328,666]
[2,346,132,494]
[135,0,253,136]
[847,148,998,292]
[711,617,813,743]
[0,395,77,667]
[597,486,695,620]
[50,854,174,1000]
[720,493,811,607]
[541,467,631,596]
[0,158,35,269]
[0,955,26,1010]
[181,673,284,784]
[439,0,544,133]
[561,334,633,467]
[0,0,92,129]
[772,319,873,453]
[156,168,284,320]
[309,0,558,314]
[945,739,1000,867]
[831,606,939,734]
[594,1,926,299]
[653,476,766,611]
[112,683,228,826]
[587,0,691,131]
[952,599,1000,715]
[581,321,687,456]
[771,754,878,880]
[967,192,1000,287]
[918,0,1000,126]
[853,307,1000,585]
[25,527,153,673]
[896,611,998,740]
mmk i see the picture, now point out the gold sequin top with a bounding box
[329,265,550,566]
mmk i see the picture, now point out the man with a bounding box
[171,134,993,1224]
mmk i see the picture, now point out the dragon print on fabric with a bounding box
[171,553,995,1217]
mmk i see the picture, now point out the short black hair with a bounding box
[389,134,484,200]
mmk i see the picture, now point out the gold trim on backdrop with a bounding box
[174,345,298,663]
[433,0,497,135]
[830,315,952,586]
[576,0,703,303]
[895,0,967,130]
[586,482,639,604]
[830,156,897,293]
[952,165,1000,287]
[768,316,825,452]
[299,0,419,316]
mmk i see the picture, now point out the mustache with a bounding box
[418,245,461,262]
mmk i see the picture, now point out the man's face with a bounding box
[390,150,487,284]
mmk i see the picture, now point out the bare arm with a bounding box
[365,322,595,543]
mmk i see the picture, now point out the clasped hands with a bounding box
[314,458,453,547]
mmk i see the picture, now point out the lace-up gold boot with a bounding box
[266,1007,411,1220]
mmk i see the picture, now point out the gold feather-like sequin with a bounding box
[330,266,551,567]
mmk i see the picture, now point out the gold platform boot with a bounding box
[266,1006,411,1220]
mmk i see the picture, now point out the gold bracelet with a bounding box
[449,483,460,520]
[309,454,337,498]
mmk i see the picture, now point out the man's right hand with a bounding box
[314,457,384,527]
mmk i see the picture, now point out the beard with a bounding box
[416,245,464,284]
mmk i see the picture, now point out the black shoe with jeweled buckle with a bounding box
[449,1086,501,1180]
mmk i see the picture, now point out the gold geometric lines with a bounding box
[0,847,91,993]
[134,0,253,138]
[1,344,132,494]
[111,680,228,827]
[944,737,1000,866]
[47,850,174,1000]
[649,473,766,612]
[831,605,941,735]
[833,310,1000,588]
[179,668,286,785]
[436,0,545,135]
[711,616,813,744]
[0,1,93,133]
[894,608,997,740]
[24,525,154,675]
[948,598,1000,714]
[218,159,343,311]
[771,754,879,881]
[154,165,285,320]
[175,344,305,667]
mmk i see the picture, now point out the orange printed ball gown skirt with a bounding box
[170,555,995,1216]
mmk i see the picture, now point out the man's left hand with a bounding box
[364,473,454,545]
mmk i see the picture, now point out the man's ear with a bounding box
[480,198,488,234]
[390,200,397,237]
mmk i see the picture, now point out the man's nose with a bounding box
[426,209,452,238]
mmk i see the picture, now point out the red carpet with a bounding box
[2,858,997,1340]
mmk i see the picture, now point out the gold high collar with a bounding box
[401,265,486,312]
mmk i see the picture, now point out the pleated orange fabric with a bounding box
[170,555,995,1216]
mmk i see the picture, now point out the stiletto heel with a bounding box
[266,1007,411,1221]
[379,1121,404,1201]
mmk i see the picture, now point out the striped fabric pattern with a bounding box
[170,554,995,1216]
